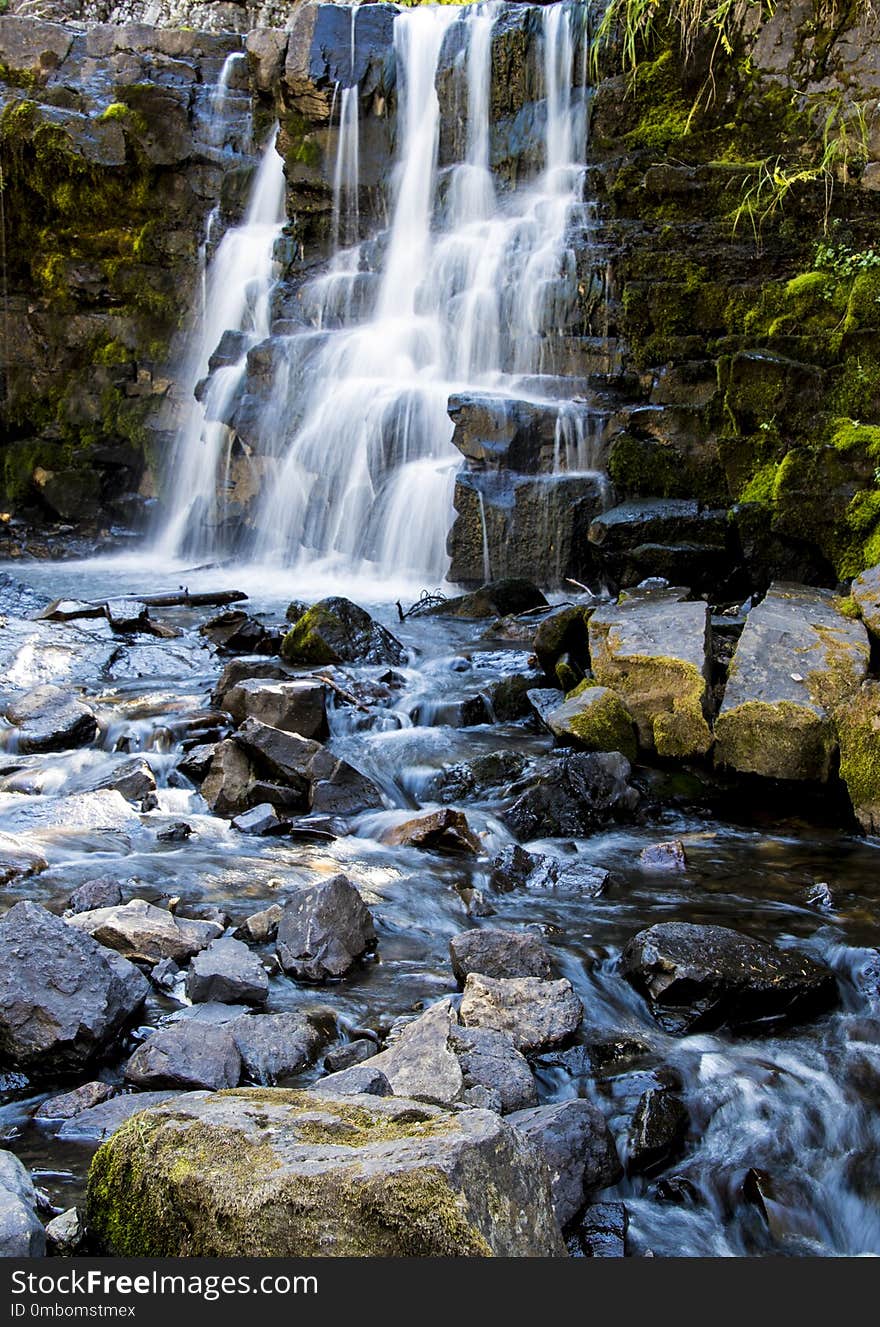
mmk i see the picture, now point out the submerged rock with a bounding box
[67,899,222,966]
[275,874,376,981]
[6,684,98,754]
[381,808,482,855]
[620,922,838,1033]
[626,1088,689,1176]
[86,1088,566,1256]
[545,683,638,761]
[282,597,406,667]
[0,901,148,1077]
[459,975,584,1053]
[0,831,48,886]
[508,1099,623,1227]
[639,840,687,871]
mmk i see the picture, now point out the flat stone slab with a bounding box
[715,582,870,781]
[587,592,712,757]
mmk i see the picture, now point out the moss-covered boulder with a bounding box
[545,683,638,761]
[282,597,406,667]
[715,583,870,781]
[587,591,712,757]
[86,1088,566,1257]
[850,562,880,639]
[834,680,880,833]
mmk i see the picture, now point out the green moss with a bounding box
[830,418,880,459]
[99,102,130,122]
[714,699,836,780]
[550,682,638,761]
[835,682,880,830]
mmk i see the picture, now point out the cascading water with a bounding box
[158,1,606,583]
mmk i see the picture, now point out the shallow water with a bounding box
[1,555,879,1257]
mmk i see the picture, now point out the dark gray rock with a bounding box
[223,677,327,739]
[90,757,157,802]
[6,684,98,754]
[323,1039,376,1073]
[231,1012,322,1085]
[45,1207,84,1255]
[0,1189,45,1258]
[68,878,124,914]
[447,1024,537,1114]
[620,922,838,1033]
[502,752,640,839]
[0,1149,36,1207]
[234,718,383,816]
[124,1023,241,1091]
[449,927,554,984]
[200,610,281,655]
[509,1099,623,1226]
[431,578,548,620]
[276,874,376,981]
[316,1064,393,1097]
[575,1201,628,1257]
[185,937,269,1006]
[57,1092,181,1142]
[282,597,406,667]
[0,901,148,1076]
[231,802,288,835]
[626,1088,689,1176]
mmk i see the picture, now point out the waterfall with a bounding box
[157,1,603,583]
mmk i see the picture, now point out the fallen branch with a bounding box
[396,589,448,622]
[313,673,370,713]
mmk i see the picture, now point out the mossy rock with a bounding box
[545,683,638,761]
[86,1088,565,1257]
[834,680,880,833]
[281,597,406,667]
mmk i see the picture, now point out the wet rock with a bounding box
[67,899,223,966]
[6,684,98,754]
[276,874,376,981]
[435,579,549,620]
[509,1099,623,1227]
[850,561,880,638]
[237,904,283,945]
[186,937,269,1007]
[546,683,638,761]
[200,610,281,656]
[524,857,611,897]
[620,922,838,1033]
[125,1024,241,1091]
[177,743,216,784]
[489,843,544,891]
[86,1088,566,1256]
[282,597,406,667]
[316,1064,392,1097]
[157,821,192,842]
[483,672,541,721]
[211,658,292,709]
[639,840,687,871]
[502,751,640,839]
[201,739,256,817]
[57,1092,181,1142]
[0,831,48,886]
[533,603,593,683]
[0,1187,45,1258]
[803,881,835,911]
[35,1081,115,1120]
[626,1087,689,1176]
[447,1025,537,1114]
[231,802,288,835]
[449,926,554,983]
[655,1175,700,1205]
[223,677,327,740]
[46,1207,84,1255]
[526,686,566,727]
[715,583,869,781]
[90,757,157,803]
[430,751,527,803]
[459,975,584,1053]
[382,808,482,855]
[68,876,123,914]
[324,1040,376,1073]
[105,600,151,634]
[574,1201,628,1257]
[3,789,139,837]
[234,718,383,816]
[588,593,713,757]
[231,1012,323,1085]
[587,500,732,596]
[0,901,148,1076]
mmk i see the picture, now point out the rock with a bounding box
[508,1100,623,1227]
[67,899,223,966]
[157,821,192,842]
[211,659,292,709]
[526,687,566,727]
[105,600,151,634]
[68,878,124,913]
[836,679,880,832]
[282,597,406,667]
[382,808,482,855]
[234,718,383,816]
[201,739,256,817]
[223,678,327,739]
[489,843,547,891]
[150,958,180,991]
[620,922,838,1033]
[533,604,593,683]
[185,937,269,1006]
[45,1207,84,1255]
[0,832,48,886]
[276,874,376,981]
[231,803,288,835]
[587,500,732,596]
[449,927,554,983]
[639,840,687,871]
[851,562,880,637]
[86,1089,566,1256]
[0,1149,36,1207]
[2,789,138,837]
[0,1189,45,1258]
[35,1081,115,1120]
[0,901,148,1076]
[231,1012,322,1085]
[323,1040,376,1073]
[715,583,869,781]
[237,904,283,945]
[447,1025,537,1114]
[177,743,216,784]
[545,684,638,762]
[125,1024,241,1091]
[435,579,549,620]
[90,757,157,803]
[6,684,98,754]
[502,752,640,839]
[246,27,288,93]
[626,1088,689,1176]
[588,593,713,757]
[575,1201,628,1257]
[368,1001,463,1106]
[524,857,611,897]
[459,975,584,1053]
[200,610,281,655]
[57,1092,181,1142]
[316,1065,393,1097]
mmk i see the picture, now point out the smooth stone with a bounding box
[67,898,223,966]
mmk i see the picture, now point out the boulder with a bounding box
[67,899,223,966]
[234,718,383,816]
[533,603,593,683]
[620,922,838,1033]
[430,751,527,804]
[125,1024,241,1092]
[57,1092,181,1143]
[222,678,327,739]
[626,1088,689,1176]
[35,1081,115,1120]
[0,1149,36,1207]
[508,1100,623,1227]
[836,679,880,832]
[237,903,283,944]
[381,808,482,855]
[6,684,98,754]
[0,831,48,886]
[0,1188,45,1258]
[68,878,124,913]
[449,927,554,983]
[86,1089,566,1256]
[545,683,638,761]
[231,1012,322,1085]
[185,937,269,1006]
[588,592,713,757]
[850,562,880,637]
[447,1025,537,1114]
[587,500,732,595]
[276,874,376,981]
[200,610,280,655]
[434,579,548,620]
[502,752,640,839]
[323,1040,376,1073]
[282,598,406,667]
[715,583,870,781]
[200,739,258,817]
[0,901,148,1076]
[89,758,157,803]
[459,975,584,1053]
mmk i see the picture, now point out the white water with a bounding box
[158,2,602,583]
